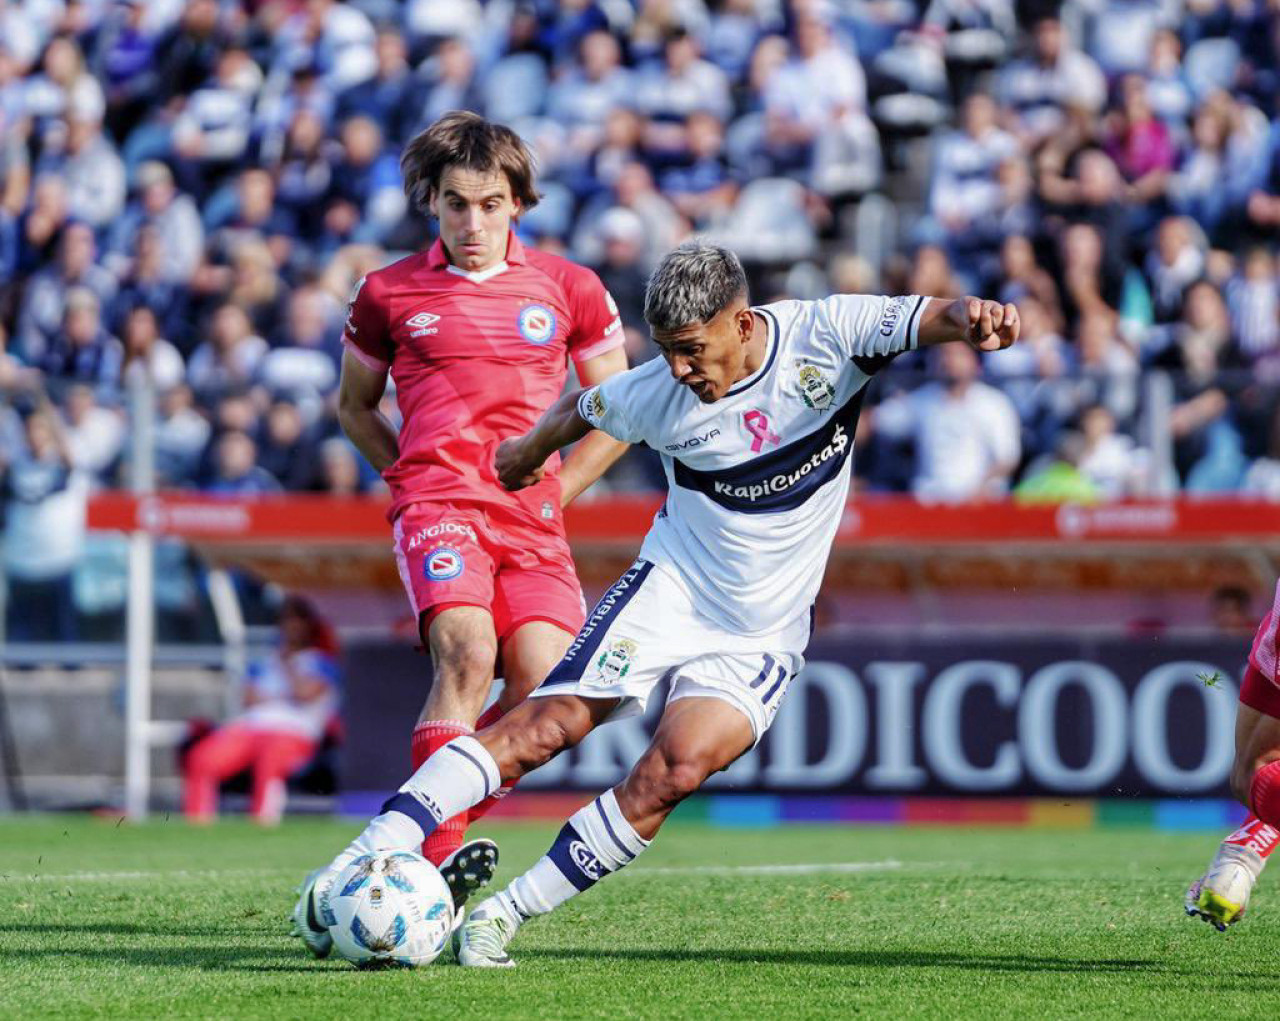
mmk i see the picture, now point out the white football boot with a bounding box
[1185,843,1264,931]
[290,865,337,957]
[454,899,519,968]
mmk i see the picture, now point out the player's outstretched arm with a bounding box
[495,389,595,492]
[337,349,399,473]
[558,346,630,507]
[917,297,1020,352]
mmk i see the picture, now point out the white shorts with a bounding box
[529,559,810,742]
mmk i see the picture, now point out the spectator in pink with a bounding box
[1105,75,1177,211]
[183,595,341,825]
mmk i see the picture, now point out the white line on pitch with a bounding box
[7,860,919,883]
[629,860,904,876]
[3,868,293,882]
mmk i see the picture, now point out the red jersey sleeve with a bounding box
[341,273,393,373]
[565,265,624,365]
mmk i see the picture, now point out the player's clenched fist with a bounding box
[964,299,1019,352]
[496,437,545,491]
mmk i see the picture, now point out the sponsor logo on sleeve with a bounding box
[586,388,607,423]
[424,546,464,581]
[878,296,911,337]
[345,277,366,337]
[517,304,557,345]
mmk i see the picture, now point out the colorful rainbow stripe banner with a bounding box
[338,792,1251,831]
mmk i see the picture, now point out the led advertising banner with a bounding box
[341,635,1247,798]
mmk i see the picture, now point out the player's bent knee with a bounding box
[660,760,710,805]
[507,700,592,773]
[435,639,498,689]
[628,752,713,814]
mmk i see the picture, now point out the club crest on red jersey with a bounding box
[517,304,557,345]
[424,546,464,581]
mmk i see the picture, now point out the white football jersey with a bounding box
[578,293,926,635]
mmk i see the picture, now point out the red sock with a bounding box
[411,719,472,866]
[467,702,520,825]
[1249,761,1280,834]
[1224,813,1280,859]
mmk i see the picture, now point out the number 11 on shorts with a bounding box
[749,654,788,706]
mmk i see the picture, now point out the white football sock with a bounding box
[330,736,500,871]
[485,789,651,927]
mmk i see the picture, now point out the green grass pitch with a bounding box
[0,815,1276,1019]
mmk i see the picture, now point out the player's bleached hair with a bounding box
[400,110,540,215]
[644,240,748,331]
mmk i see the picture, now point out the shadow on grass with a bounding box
[10,928,1280,987]
[517,946,1269,980]
[1,940,324,973]
[2,922,329,972]
[5,921,268,937]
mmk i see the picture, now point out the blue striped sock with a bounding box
[496,789,650,922]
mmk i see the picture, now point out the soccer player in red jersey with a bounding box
[1187,578,1280,930]
[293,112,628,955]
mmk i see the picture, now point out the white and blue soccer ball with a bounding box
[322,851,454,968]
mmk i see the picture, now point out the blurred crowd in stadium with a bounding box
[1,0,1280,528]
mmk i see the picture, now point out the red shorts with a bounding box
[1242,605,1280,717]
[1240,665,1280,719]
[392,500,586,641]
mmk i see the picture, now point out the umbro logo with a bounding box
[406,311,440,337]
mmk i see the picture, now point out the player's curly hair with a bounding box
[400,111,540,215]
[644,240,748,331]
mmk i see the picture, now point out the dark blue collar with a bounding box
[726,307,779,398]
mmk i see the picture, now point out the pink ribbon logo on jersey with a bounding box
[743,410,780,452]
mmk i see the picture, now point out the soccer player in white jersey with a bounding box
[301,241,1019,966]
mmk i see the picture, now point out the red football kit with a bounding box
[1240,580,1280,718]
[342,233,623,638]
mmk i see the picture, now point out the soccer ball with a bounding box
[324,851,454,968]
